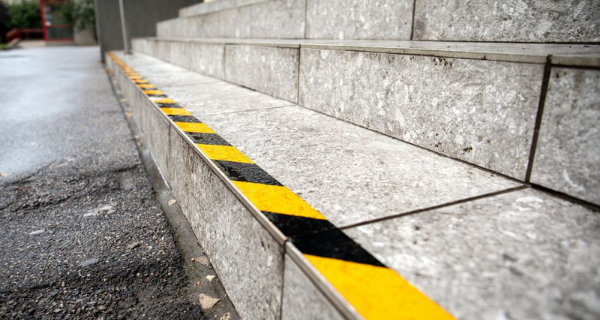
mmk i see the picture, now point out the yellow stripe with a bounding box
[150,98,176,104]
[133,79,149,84]
[304,255,454,320]
[161,108,191,116]
[196,144,253,164]
[128,75,143,80]
[232,181,326,220]
[143,90,164,95]
[137,84,155,88]
[175,122,215,134]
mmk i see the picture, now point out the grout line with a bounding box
[303,0,308,39]
[525,56,552,182]
[530,184,600,213]
[339,185,529,230]
[410,0,418,40]
[277,244,288,320]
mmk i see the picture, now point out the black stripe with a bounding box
[215,161,281,186]
[168,115,200,123]
[262,211,334,237]
[157,103,183,108]
[290,227,385,267]
[146,94,168,98]
[187,133,231,146]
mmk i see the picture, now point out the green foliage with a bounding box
[65,0,95,32]
[7,1,41,30]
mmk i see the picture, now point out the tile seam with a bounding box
[339,185,530,231]
[525,56,552,182]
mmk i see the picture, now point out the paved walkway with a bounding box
[0,46,203,319]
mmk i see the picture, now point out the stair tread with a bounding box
[112,51,600,320]
[116,51,521,228]
[146,37,600,66]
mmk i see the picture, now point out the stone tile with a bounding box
[413,0,600,42]
[186,42,226,79]
[201,106,520,227]
[531,68,600,206]
[166,124,284,320]
[306,0,413,40]
[251,0,305,39]
[344,188,600,320]
[281,255,345,320]
[219,6,253,38]
[300,48,543,180]
[180,0,267,18]
[225,45,299,103]
[160,82,294,115]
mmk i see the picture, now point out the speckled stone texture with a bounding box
[219,6,253,38]
[165,126,284,320]
[344,188,600,320]
[250,0,305,39]
[159,0,303,39]
[281,255,345,320]
[201,106,520,227]
[226,45,299,103]
[531,68,600,206]
[158,83,294,114]
[413,0,600,42]
[300,48,543,180]
[180,0,267,18]
[157,14,221,38]
[110,57,285,320]
[306,0,413,40]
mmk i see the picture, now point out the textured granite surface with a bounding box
[306,0,413,40]
[159,82,294,114]
[112,56,285,320]
[345,188,600,320]
[281,255,345,320]
[226,45,299,102]
[219,6,253,38]
[250,0,305,39]
[413,0,600,42]
[187,42,226,78]
[531,68,600,206]
[180,0,268,18]
[201,106,520,227]
[300,48,543,179]
[166,126,284,320]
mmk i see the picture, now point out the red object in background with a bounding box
[39,0,74,41]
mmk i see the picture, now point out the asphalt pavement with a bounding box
[0,46,205,319]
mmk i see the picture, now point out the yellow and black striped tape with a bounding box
[107,52,455,320]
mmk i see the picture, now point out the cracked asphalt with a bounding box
[0,46,204,319]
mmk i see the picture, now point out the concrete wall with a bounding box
[94,0,202,62]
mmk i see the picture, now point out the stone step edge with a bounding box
[179,0,273,18]
[145,37,600,66]
[106,51,458,320]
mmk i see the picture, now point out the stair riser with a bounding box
[107,57,286,320]
[158,0,305,39]
[166,0,600,42]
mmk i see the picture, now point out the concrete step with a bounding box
[106,51,600,320]
[162,0,600,42]
[132,37,600,206]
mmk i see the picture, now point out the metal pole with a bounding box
[118,0,131,54]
